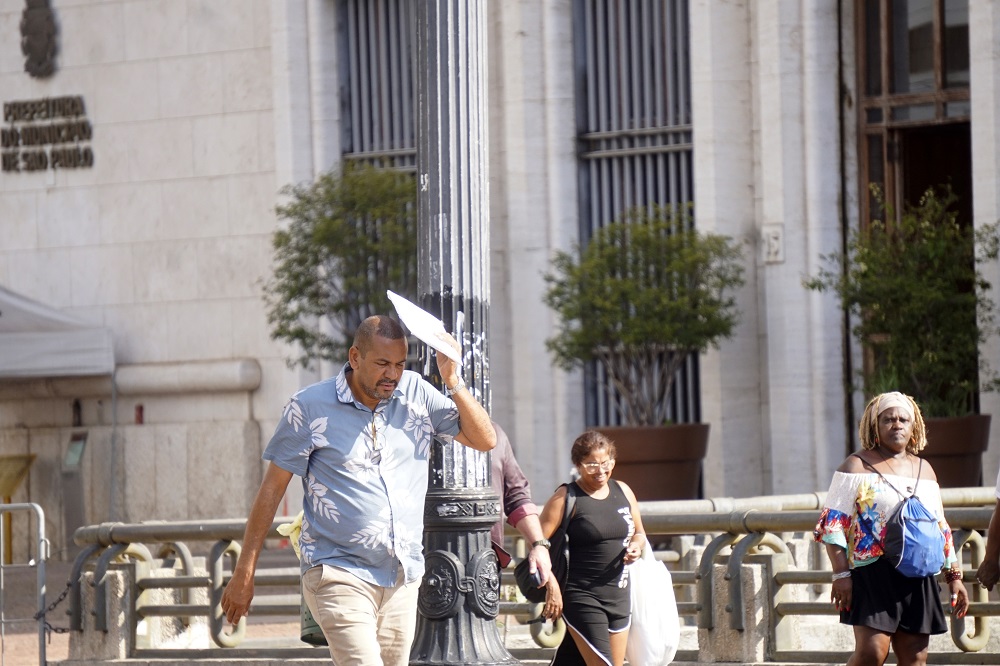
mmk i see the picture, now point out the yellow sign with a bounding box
[0,454,35,498]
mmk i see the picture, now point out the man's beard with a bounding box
[364,381,397,401]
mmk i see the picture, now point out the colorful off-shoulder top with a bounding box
[813,470,957,570]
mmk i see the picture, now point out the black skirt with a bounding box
[841,557,949,635]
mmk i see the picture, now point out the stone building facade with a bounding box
[2,0,1000,559]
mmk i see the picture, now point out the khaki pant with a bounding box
[302,564,420,666]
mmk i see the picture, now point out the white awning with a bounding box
[0,286,115,378]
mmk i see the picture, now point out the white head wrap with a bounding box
[876,391,914,420]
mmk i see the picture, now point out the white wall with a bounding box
[690,0,766,497]
[692,0,849,496]
[0,0,296,556]
[487,0,585,496]
[970,0,1000,491]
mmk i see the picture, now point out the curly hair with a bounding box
[570,430,617,466]
[858,392,927,454]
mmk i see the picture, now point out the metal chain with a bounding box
[33,578,72,636]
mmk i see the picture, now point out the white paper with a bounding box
[386,290,462,363]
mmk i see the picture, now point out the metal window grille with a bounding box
[337,0,698,424]
[337,0,420,369]
[574,0,698,426]
[340,0,417,171]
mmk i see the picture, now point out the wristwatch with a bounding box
[444,378,466,396]
[531,539,551,549]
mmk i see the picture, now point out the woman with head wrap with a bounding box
[814,391,968,666]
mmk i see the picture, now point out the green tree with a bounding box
[544,205,745,426]
[804,186,1000,416]
[263,162,417,367]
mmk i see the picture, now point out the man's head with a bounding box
[348,316,408,405]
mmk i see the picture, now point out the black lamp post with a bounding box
[410,1,517,664]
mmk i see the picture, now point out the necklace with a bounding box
[875,446,914,493]
[369,410,384,465]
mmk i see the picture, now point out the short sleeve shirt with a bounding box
[264,364,460,586]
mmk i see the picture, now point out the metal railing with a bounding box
[0,503,49,666]
[64,488,1000,662]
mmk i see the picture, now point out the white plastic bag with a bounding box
[626,547,679,666]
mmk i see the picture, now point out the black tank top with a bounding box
[565,479,635,590]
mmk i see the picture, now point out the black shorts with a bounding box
[553,587,630,665]
[841,557,949,635]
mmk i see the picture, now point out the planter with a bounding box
[594,424,709,501]
[921,414,991,488]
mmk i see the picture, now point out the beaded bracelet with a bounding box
[945,568,963,583]
[831,570,852,581]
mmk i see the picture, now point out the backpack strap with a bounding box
[852,453,906,498]
[561,482,578,530]
[852,454,906,552]
[911,458,923,494]
[852,452,924,496]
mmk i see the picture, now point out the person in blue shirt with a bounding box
[220,315,496,666]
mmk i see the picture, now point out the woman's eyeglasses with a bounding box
[580,460,614,473]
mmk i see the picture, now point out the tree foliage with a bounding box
[544,205,745,426]
[263,162,417,367]
[804,186,1000,417]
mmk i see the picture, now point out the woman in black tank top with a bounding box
[537,431,647,666]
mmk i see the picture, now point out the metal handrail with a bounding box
[70,488,994,548]
[66,496,1000,660]
[0,503,49,666]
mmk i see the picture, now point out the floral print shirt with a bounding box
[264,364,460,585]
[813,470,957,570]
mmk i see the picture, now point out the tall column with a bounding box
[970,0,1000,487]
[411,1,515,665]
[690,0,764,497]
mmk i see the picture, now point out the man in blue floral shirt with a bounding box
[221,315,496,665]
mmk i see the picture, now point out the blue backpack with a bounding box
[860,456,945,578]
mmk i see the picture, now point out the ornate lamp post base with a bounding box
[410,487,518,665]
